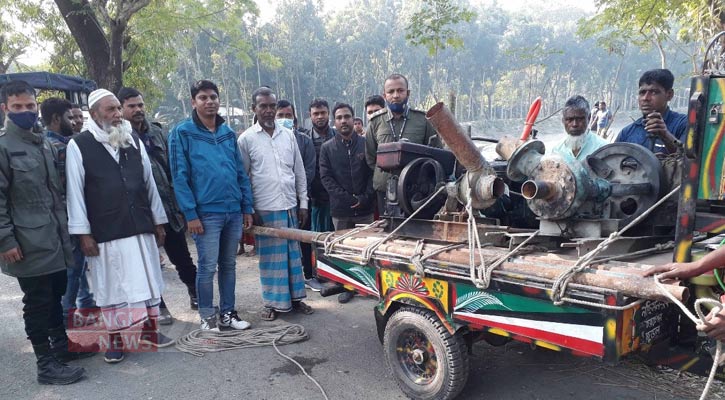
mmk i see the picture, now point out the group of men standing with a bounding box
[0,72,440,384]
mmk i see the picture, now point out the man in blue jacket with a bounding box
[168,80,254,331]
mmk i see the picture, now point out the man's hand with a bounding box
[188,218,204,235]
[79,234,99,257]
[644,112,668,138]
[698,307,725,341]
[644,261,707,281]
[351,195,361,209]
[298,208,309,228]
[154,225,166,247]
[1,247,23,263]
[243,214,253,230]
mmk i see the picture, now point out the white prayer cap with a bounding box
[88,89,115,108]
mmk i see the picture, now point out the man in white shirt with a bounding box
[66,89,172,363]
[237,87,311,321]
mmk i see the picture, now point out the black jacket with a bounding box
[319,133,374,218]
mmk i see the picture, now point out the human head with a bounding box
[276,99,297,130]
[598,101,606,111]
[70,103,84,133]
[364,95,385,121]
[561,95,590,137]
[309,98,329,131]
[89,88,132,148]
[40,97,74,137]
[251,86,277,129]
[0,80,38,130]
[117,87,146,126]
[383,74,410,113]
[637,69,675,116]
[190,80,220,120]
[333,103,354,137]
[353,117,364,134]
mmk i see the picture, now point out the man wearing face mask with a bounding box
[41,98,99,329]
[0,81,90,385]
[365,74,442,215]
[275,99,322,292]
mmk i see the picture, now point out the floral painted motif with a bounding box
[396,274,429,295]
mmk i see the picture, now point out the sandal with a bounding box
[260,307,277,321]
[293,301,314,315]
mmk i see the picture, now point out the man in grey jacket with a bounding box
[0,81,90,385]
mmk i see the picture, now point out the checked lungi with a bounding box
[255,209,306,312]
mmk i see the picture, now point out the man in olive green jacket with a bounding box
[0,81,89,385]
[365,74,442,215]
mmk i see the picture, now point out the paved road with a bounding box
[0,246,720,400]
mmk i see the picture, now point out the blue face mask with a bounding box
[276,118,294,130]
[386,99,408,114]
[7,111,38,130]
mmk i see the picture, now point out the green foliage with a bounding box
[404,0,476,57]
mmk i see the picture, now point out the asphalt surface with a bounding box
[0,242,722,400]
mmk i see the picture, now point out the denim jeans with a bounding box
[192,212,242,319]
[62,242,96,325]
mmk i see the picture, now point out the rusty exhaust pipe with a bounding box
[521,180,557,200]
[426,102,492,174]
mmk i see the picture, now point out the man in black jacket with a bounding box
[319,103,374,302]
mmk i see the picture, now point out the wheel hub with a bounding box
[411,348,426,365]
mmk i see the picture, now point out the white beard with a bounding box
[103,120,134,149]
[564,133,586,156]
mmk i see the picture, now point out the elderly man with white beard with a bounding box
[550,95,607,161]
[65,89,172,364]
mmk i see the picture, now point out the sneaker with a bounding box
[158,308,173,325]
[218,311,251,331]
[200,316,219,331]
[305,278,323,292]
[338,291,354,304]
[103,334,124,364]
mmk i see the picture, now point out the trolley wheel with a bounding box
[383,307,470,400]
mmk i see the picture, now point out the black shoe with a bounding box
[33,344,85,385]
[158,307,173,325]
[187,286,199,310]
[48,326,97,362]
[103,333,124,364]
[338,291,354,304]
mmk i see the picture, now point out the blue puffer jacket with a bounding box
[168,111,254,221]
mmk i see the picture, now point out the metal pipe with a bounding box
[251,226,688,302]
[426,102,492,174]
[495,135,522,160]
[521,180,556,200]
[475,174,507,200]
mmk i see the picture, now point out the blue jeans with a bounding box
[62,242,96,326]
[192,212,242,319]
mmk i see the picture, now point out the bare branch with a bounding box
[91,0,111,28]
[118,0,150,22]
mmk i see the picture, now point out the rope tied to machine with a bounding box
[549,185,681,308]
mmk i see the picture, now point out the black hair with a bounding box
[353,117,363,123]
[0,80,35,104]
[639,69,675,91]
[117,87,142,105]
[384,73,409,89]
[276,99,297,125]
[364,94,385,109]
[190,80,219,99]
[40,97,72,125]
[332,102,354,117]
[309,98,329,111]
[251,86,275,106]
[70,103,81,109]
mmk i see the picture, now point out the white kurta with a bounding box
[65,127,168,307]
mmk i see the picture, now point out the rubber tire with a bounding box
[383,307,470,400]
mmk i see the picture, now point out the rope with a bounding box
[361,185,447,263]
[654,276,724,400]
[550,185,681,306]
[411,239,426,278]
[323,220,385,257]
[175,325,329,400]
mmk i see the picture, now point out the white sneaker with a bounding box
[219,311,251,330]
[200,316,220,331]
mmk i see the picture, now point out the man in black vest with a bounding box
[66,89,172,364]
